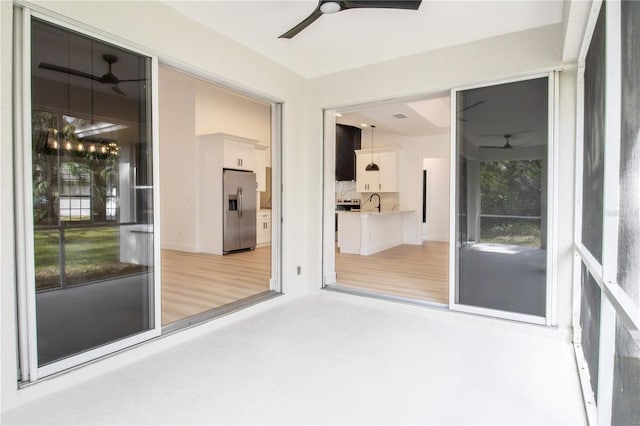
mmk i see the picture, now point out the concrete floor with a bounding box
[2,291,586,425]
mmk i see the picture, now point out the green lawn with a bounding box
[480,221,542,248]
[34,227,146,290]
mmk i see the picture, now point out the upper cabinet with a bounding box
[223,138,255,171]
[335,124,361,181]
[377,152,397,192]
[355,149,397,192]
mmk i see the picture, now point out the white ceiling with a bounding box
[336,96,450,137]
[335,76,548,147]
[163,0,564,78]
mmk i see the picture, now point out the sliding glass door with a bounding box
[17,10,160,379]
[450,75,555,323]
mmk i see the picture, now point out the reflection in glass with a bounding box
[455,77,548,317]
[31,18,154,366]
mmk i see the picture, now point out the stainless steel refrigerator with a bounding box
[223,169,257,253]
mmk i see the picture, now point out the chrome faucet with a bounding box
[370,193,381,213]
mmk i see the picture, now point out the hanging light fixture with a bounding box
[365,124,379,171]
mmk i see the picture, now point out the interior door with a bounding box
[449,74,555,324]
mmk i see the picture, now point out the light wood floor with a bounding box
[335,241,449,304]
[161,247,271,325]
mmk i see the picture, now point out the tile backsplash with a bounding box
[335,181,400,212]
[335,181,359,201]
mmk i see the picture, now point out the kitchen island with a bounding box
[337,210,414,255]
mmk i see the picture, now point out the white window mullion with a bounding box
[15,6,40,382]
[547,71,560,326]
[573,65,585,343]
[13,5,31,383]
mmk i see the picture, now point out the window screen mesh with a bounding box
[612,2,640,424]
[619,0,640,306]
[582,4,606,263]
[580,263,601,401]
[612,318,640,425]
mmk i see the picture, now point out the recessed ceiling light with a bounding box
[335,113,343,117]
[393,113,408,119]
[360,123,368,127]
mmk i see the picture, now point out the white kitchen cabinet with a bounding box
[254,145,268,192]
[355,149,397,192]
[223,139,255,171]
[378,151,397,192]
[256,210,271,246]
[355,152,378,192]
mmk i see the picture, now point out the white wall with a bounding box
[0,0,17,415]
[194,79,272,164]
[423,158,450,242]
[159,66,198,252]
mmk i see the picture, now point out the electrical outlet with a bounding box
[296,266,301,275]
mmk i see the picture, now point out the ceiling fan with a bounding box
[39,54,145,96]
[457,100,485,122]
[279,0,422,39]
[479,134,531,150]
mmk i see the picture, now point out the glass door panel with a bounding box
[453,77,549,320]
[30,17,156,369]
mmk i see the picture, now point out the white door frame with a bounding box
[14,6,162,381]
[448,72,560,326]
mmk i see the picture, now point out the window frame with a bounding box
[448,71,560,325]
[573,1,640,424]
[14,6,162,382]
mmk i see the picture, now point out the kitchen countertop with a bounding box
[337,209,414,215]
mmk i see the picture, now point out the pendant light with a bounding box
[365,124,380,171]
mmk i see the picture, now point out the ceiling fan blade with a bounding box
[458,100,485,113]
[479,146,506,149]
[39,62,104,83]
[341,0,422,10]
[478,129,532,137]
[513,141,532,148]
[117,78,146,83]
[278,6,323,39]
[112,86,126,96]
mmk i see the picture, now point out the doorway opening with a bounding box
[158,65,281,328]
[323,94,451,305]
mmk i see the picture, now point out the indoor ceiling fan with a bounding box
[39,54,145,96]
[279,0,422,39]
[457,100,485,122]
[479,134,531,150]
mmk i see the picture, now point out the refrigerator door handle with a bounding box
[239,187,243,217]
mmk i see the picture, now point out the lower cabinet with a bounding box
[256,210,271,246]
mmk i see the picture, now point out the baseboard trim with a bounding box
[161,242,197,252]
